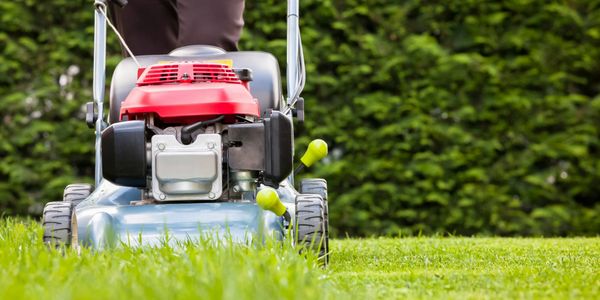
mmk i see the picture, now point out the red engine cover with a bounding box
[120,62,260,123]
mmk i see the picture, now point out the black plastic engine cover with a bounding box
[227,111,293,188]
[228,123,265,171]
[101,121,147,187]
[263,111,293,187]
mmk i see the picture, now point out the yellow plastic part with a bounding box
[300,139,328,167]
[256,187,286,216]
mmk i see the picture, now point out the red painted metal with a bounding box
[120,62,259,123]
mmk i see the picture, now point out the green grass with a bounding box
[331,238,600,299]
[1,219,598,299]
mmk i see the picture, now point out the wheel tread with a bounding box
[299,178,330,265]
[295,193,328,266]
[62,183,93,207]
[42,201,74,245]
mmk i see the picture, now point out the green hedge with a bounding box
[1,0,599,236]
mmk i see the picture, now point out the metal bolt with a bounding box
[158,143,166,151]
[159,193,166,200]
[207,142,216,149]
[232,185,240,193]
[208,192,216,199]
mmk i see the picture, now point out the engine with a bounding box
[101,62,293,202]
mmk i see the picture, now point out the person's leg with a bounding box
[108,0,178,55]
[176,0,245,51]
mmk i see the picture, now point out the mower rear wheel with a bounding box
[42,202,75,246]
[295,194,328,266]
[63,183,93,207]
[300,178,327,200]
[300,179,329,264]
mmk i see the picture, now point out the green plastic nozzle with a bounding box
[300,139,328,167]
[256,187,286,216]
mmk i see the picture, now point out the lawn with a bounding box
[331,238,599,299]
[0,219,598,299]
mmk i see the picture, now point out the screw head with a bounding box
[207,142,216,149]
[159,193,166,200]
[208,192,216,199]
[158,143,166,151]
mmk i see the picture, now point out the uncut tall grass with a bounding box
[0,218,337,300]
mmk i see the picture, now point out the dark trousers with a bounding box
[109,0,245,55]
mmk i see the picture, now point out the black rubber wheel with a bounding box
[300,178,327,200]
[42,202,75,246]
[295,194,328,266]
[63,183,93,207]
[300,179,329,263]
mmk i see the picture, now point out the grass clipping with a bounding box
[0,218,334,300]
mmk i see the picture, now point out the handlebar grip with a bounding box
[110,0,128,7]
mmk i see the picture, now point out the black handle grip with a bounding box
[110,0,128,7]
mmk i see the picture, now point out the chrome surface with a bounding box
[231,171,258,193]
[151,134,222,201]
[93,3,107,187]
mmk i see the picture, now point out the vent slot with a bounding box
[137,62,241,86]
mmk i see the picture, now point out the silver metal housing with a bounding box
[151,134,222,201]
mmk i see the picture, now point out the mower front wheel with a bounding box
[42,202,75,246]
[295,194,328,266]
[300,179,330,264]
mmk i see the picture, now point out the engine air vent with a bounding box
[138,64,179,85]
[137,62,241,86]
[193,63,241,84]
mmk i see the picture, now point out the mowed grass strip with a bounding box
[1,219,598,299]
[331,237,600,299]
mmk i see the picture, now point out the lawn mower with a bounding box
[42,0,330,262]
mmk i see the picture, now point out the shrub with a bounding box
[1,0,599,236]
